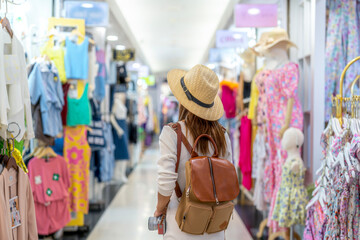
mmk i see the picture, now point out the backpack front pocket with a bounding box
[179,202,212,235]
[206,202,234,234]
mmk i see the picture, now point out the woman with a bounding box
[154,64,232,239]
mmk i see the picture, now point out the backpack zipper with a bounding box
[208,157,219,205]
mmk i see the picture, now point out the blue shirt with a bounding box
[65,37,89,79]
[28,62,64,137]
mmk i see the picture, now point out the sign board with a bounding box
[113,49,135,62]
[208,48,236,63]
[235,4,277,28]
[64,1,109,27]
[216,30,248,48]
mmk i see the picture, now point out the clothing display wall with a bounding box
[0,28,38,240]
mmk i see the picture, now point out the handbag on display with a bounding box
[168,122,240,235]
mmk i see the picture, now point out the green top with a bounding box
[66,83,91,127]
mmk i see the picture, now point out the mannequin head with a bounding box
[263,42,288,58]
[281,127,304,151]
[240,48,256,82]
[261,42,290,70]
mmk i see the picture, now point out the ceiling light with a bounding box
[116,45,126,50]
[81,3,94,8]
[107,35,118,41]
[132,63,141,69]
[233,33,243,39]
[248,8,260,15]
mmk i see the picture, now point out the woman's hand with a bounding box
[154,207,166,217]
[154,192,171,217]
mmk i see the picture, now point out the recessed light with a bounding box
[248,8,260,15]
[81,3,94,8]
[116,45,126,50]
[107,35,118,41]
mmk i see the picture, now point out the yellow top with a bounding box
[41,43,67,83]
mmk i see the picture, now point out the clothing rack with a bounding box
[304,56,360,239]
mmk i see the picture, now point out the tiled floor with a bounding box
[87,147,253,240]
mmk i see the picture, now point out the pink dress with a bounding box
[239,116,252,190]
[220,81,238,119]
[260,62,304,231]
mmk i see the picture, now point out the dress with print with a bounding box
[272,158,308,227]
[254,70,271,203]
[263,62,304,231]
[325,0,360,121]
[64,126,91,214]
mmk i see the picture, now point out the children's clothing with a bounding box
[28,156,71,235]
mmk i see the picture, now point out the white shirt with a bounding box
[0,29,10,139]
[0,29,34,141]
[157,121,232,240]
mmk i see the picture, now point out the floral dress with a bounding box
[64,126,91,214]
[272,157,308,227]
[262,62,304,231]
[254,70,271,202]
[325,0,360,121]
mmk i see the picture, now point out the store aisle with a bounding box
[88,146,253,240]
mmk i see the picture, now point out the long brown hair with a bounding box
[179,105,227,156]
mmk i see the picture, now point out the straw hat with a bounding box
[167,64,224,121]
[240,48,256,65]
[253,28,297,55]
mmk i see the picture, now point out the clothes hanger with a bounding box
[5,140,18,171]
[36,146,57,161]
[70,29,95,45]
[0,0,13,38]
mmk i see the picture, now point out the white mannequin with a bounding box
[111,92,129,183]
[261,42,293,138]
[242,67,255,83]
[263,42,290,70]
[281,127,304,173]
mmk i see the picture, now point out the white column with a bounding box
[311,0,326,179]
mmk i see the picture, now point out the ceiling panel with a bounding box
[111,0,232,73]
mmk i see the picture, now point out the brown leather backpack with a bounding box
[169,122,240,235]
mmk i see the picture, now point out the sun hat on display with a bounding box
[167,64,224,121]
[252,28,297,55]
[240,48,256,65]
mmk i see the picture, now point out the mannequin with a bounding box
[262,42,294,138]
[281,128,304,173]
[252,28,303,234]
[269,128,306,240]
[111,92,130,183]
[237,48,256,115]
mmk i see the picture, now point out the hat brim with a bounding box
[253,39,297,55]
[167,69,224,121]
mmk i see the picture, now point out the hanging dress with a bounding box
[324,0,360,121]
[64,126,91,214]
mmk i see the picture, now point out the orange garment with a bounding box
[64,126,91,214]
[0,168,38,240]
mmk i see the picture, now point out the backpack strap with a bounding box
[167,122,192,198]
